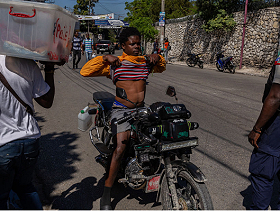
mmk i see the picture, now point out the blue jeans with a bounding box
[164,49,168,61]
[85,52,92,62]
[0,138,43,209]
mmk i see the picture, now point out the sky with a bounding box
[54,0,134,19]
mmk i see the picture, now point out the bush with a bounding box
[202,9,236,32]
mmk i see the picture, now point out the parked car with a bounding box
[95,40,115,54]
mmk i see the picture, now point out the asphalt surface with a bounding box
[33,50,280,210]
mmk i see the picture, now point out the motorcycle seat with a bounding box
[100,98,115,113]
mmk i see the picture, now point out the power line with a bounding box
[96,2,114,13]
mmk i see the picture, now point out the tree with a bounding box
[124,0,197,42]
[74,0,98,15]
[196,0,239,32]
[73,0,99,32]
[124,0,158,43]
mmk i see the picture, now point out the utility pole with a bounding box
[88,0,91,33]
[160,0,165,49]
[239,0,248,69]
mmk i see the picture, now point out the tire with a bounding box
[97,51,99,54]
[161,167,213,210]
[229,62,235,74]
[198,61,203,69]
[216,62,223,72]
[186,58,195,67]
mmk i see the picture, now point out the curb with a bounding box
[168,60,270,78]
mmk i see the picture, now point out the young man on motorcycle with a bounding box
[80,27,166,210]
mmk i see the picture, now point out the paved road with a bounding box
[33,50,279,210]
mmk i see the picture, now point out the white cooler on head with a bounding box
[0,0,78,62]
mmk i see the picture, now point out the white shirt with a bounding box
[0,55,50,145]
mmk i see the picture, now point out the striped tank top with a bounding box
[111,60,151,84]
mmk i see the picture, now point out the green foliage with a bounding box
[202,9,236,32]
[124,0,197,41]
[124,0,158,42]
[129,17,159,42]
[196,0,239,32]
[74,0,98,32]
[74,0,98,15]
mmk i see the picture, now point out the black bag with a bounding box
[161,119,189,141]
[158,104,191,120]
[145,119,190,141]
[167,45,171,51]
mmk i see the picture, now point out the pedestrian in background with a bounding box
[0,55,64,209]
[153,38,158,54]
[71,31,83,69]
[83,33,94,63]
[248,56,280,209]
[164,37,170,62]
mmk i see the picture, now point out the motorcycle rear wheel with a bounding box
[216,62,223,72]
[161,168,213,210]
[186,58,195,67]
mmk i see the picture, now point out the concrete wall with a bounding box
[146,7,280,69]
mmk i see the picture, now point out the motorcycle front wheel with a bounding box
[186,58,195,67]
[229,61,235,74]
[216,62,223,72]
[161,168,213,210]
[198,61,203,69]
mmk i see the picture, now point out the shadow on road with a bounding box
[51,176,104,209]
[110,182,161,209]
[35,130,81,208]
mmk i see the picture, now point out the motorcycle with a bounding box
[186,52,204,69]
[87,86,213,210]
[216,50,235,74]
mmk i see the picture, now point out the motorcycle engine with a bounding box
[125,158,146,190]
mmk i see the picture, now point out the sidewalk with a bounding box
[168,59,271,77]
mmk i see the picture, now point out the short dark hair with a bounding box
[119,27,141,45]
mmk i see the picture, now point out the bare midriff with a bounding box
[115,80,146,108]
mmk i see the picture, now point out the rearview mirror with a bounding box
[116,87,127,100]
[166,86,176,97]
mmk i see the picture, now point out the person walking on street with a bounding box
[164,37,170,62]
[83,33,94,63]
[72,31,83,69]
[0,55,64,209]
[248,56,280,210]
[153,38,158,54]
[80,27,166,210]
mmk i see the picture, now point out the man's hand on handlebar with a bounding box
[103,54,121,67]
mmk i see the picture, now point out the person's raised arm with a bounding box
[35,61,65,108]
[80,55,117,77]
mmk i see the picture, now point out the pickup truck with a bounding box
[95,40,115,54]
